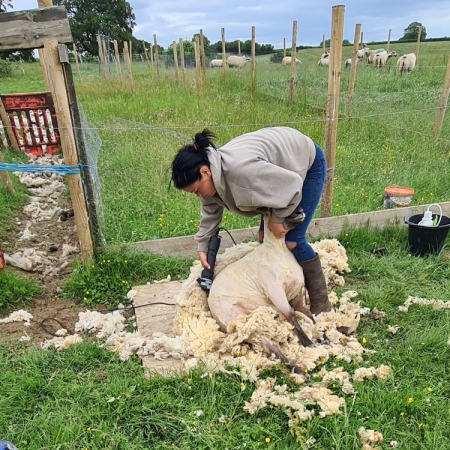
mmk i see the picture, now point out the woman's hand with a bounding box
[268,220,288,239]
[198,251,210,269]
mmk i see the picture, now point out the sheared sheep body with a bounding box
[282,56,301,65]
[397,52,416,73]
[208,221,312,348]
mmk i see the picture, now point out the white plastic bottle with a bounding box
[418,210,434,227]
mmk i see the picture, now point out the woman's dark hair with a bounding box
[170,129,217,189]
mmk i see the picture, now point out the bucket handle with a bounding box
[426,203,443,226]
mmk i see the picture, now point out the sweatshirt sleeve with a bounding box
[241,161,304,223]
[194,198,224,252]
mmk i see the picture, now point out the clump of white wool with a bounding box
[398,295,450,312]
[0,309,33,325]
[358,426,383,449]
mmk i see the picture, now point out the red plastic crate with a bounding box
[1,92,61,156]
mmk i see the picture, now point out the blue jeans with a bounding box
[259,142,326,262]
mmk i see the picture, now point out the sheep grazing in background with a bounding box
[282,56,302,65]
[318,52,330,66]
[397,53,417,73]
[357,45,368,59]
[226,55,249,68]
[365,48,386,64]
[208,217,315,356]
[373,50,397,68]
[345,55,363,68]
[210,58,224,68]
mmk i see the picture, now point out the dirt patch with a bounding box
[0,155,105,345]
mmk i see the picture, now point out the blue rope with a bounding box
[0,162,95,174]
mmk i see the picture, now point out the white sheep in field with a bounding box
[357,45,368,59]
[210,59,224,68]
[397,53,417,73]
[373,50,397,68]
[318,52,330,66]
[226,55,248,68]
[282,56,302,65]
[345,55,363,68]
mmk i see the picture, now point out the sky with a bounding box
[12,0,450,50]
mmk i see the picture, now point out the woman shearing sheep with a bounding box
[170,126,330,315]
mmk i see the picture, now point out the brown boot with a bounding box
[299,254,331,315]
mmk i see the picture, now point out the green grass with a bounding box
[1,42,450,449]
[1,225,450,449]
[63,247,193,306]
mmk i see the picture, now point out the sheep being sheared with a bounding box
[208,216,315,355]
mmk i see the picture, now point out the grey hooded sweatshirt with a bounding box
[195,126,316,252]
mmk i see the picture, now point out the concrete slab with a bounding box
[132,281,186,375]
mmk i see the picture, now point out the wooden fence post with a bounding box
[123,41,133,92]
[194,36,202,97]
[0,152,15,194]
[321,5,345,218]
[200,29,206,73]
[221,28,226,74]
[41,38,94,262]
[142,40,151,72]
[415,26,422,59]
[97,35,106,78]
[238,40,241,57]
[386,29,391,52]
[322,34,326,53]
[346,23,361,117]
[153,34,160,78]
[289,21,297,102]
[433,54,450,139]
[0,97,20,151]
[179,38,186,83]
[360,31,364,49]
[283,38,286,58]
[251,26,256,97]
[172,40,179,81]
[113,40,122,81]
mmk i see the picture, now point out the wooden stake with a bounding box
[0,151,15,194]
[434,54,450,139]
[59,44,102,249]
[179,38,185,83]
[387,29,391,52]
[221,28,226,74]
[238,40,241,57]
[142,40,150,71]
[97,35,106,78]
[346,23,361,117]
[415,26,422,59]
[153,34,160,78]
[322,34,326,53]
[172,40,179,81]
[289,21,297,102]
[101,38,108,76]
[72,43,81,82]
[283,38,286,58]
[251,26,256,96]
[321,5,345,218]
[360,31,364,49]
[194,36,202,97]
[149,43,154,68]
[113,40,122,81]
[37,0,53,91]
[123,41,133,92]
[199,29,206,73]
[41,37,93,262]
[0,97,20,151]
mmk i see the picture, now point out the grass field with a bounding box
[1,41,450,449]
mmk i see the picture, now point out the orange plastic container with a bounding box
[0,92,61,156]
[384,186,414,207]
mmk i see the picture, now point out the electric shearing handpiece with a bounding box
[197,229,221,294]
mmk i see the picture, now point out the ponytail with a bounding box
[170,129,217,189]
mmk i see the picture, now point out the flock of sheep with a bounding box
[210,46,417,74]
[318,46,417,73]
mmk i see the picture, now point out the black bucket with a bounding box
[404,214,450,256]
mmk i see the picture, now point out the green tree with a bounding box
[0,0,13,13]
[192,33,211,52]
[400,22,427,41]
[54,0,135,56]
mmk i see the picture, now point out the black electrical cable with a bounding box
[39,317,72,337]
[219,227,237,245]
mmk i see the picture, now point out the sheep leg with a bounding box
[290,293,315,324]
[261,337,309,376]
[266,285,313,347]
